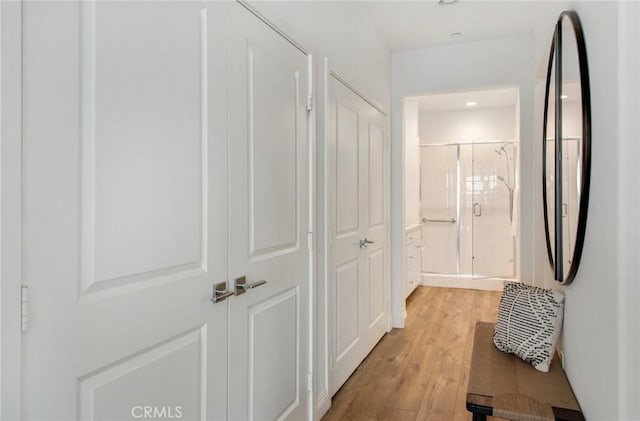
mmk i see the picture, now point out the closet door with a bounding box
[227,4,311,420]
[328,74,388,395]
[21,2,228,420]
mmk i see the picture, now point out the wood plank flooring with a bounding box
[322,286,503,421]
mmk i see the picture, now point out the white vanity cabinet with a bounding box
[406,226,422,297]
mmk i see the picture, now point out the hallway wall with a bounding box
[532,2,640,418]
[419,106,516,145]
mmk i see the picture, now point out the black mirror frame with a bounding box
[542,10,591,285]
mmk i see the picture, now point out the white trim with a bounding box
[1,2,23,419]
[306,52,315,421]
[328,71,387,116]
[313,57,331,421]
[235,0,308,55]
[420,274,507,292]
[314,390,330,421]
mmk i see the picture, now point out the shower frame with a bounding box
[419,140,517,279]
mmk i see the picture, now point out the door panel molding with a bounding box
[248,287,300,421]
[335,103,360,238]
[79,3,211,299]
[368,248,385,327]
[78,326,207,420]
[247,40,299,259]
[335,259,360,360]
[368,122,385,229]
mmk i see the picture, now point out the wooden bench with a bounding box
[466,322,584,421]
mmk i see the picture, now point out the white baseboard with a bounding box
[315,391,331,421]
[420,273,511,292]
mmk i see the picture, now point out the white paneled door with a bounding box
[20,2,310,420]
[227,4,311,421]
[328,75,388,395]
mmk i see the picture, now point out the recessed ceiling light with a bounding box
[465,101,477,107]
[438,0,458,4]
[561,95,569,99]
[450,32,463,38]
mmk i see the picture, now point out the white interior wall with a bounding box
[532,2,640,419]
[419,106,516,144]
[616,3,640,418]
[244,3,392,419]
[404,99,421,227]
[391,35,535,327]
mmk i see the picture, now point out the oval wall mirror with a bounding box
[542,10,591,284]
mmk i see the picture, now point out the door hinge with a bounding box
[21,285,29,332]
[307,373,313,393]
[306,93,313,112]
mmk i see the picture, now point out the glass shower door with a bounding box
[471,143,515,278]
[420,145,458,274]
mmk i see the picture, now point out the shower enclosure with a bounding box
[420,142,517,282]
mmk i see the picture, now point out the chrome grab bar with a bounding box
[422,217,456,224]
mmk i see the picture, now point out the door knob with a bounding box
[235,276,267,296]
[211,282,234,303]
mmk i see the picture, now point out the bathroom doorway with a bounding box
[404,87,520,291]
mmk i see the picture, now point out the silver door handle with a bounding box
[422,217,456,223]
[473,203,482,217]
[235,276,267,295]
[211,282,234,303]
[360,238,375,248]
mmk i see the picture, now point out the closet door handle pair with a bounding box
[211,277,267,303]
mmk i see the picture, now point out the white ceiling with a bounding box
[359,0,566,51]
[412,86,519,111]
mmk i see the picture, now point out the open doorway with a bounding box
[404,87,520,293]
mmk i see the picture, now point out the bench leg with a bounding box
[472,413,487,421]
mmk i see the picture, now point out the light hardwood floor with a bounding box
[322,286,502,421]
